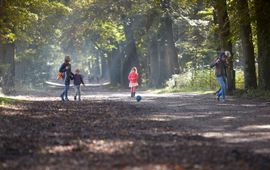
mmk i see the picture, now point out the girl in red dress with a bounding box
[128,67,139,97]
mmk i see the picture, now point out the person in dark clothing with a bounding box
[73,68,85,101]
[210,51,229,102]
[59,56,74,101]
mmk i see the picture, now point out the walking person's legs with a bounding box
[217,77,226,101]
[74,86,78,101]
[64,84,70,101]
[77,86,81,101]
[60,89,65,101]
[60,84,69,101]
[133,86,136,97]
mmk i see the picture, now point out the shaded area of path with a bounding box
[1,90,270,170]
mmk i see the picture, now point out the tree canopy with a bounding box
[1,0,270,94]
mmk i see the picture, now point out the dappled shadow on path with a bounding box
[0,93,270,170]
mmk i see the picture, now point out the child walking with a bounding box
[73,69,85,101]
[128,67,139,97]
[59,56,74,101]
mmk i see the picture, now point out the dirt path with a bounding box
[1,89,270,170]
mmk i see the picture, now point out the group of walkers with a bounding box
[57,56,139,102]
[58,56,85,101]
[57,51,229,102]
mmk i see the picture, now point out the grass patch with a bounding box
[0,97,23,105]
[155,87,215,94]
[234,89,270,99]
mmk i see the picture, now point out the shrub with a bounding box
[166,68,219,91]
[166,68,245,91]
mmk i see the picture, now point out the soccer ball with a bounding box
[135,95,142,102]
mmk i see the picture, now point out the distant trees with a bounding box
[1,0,270,94]
[0,0,69,94]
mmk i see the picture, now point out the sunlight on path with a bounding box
[1,91,200,101]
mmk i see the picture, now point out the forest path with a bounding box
[1,89,270,170]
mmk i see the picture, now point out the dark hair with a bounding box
[219,52,225,58]
[65,56,71,63]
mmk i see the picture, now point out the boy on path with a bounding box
[73,68,85,101]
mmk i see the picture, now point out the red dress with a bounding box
[128,72,138,87]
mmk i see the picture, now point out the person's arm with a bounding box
[70,72,74,80]
[135,73,139,81]
[128,73,131,81]
[210,58,219,68]
[80,75,85,85]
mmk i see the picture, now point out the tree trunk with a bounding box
[94,55,101,78]
[158,13,180,85]
[148,33,160,88]
[101,56,109,80]
[255,0,270,90]
[0,42,16,94]
[236,0,257,89]
[108,48,121,86]
[157,0,180,86]
[214,0,235,93]
[121,17,139,87]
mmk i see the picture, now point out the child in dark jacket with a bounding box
[73,68,85,101]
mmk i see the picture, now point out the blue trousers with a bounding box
[217,76,226,99]
[61,84,70,100]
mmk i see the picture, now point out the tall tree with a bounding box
[158,0,180,85]
[255,0,270,90]
[0,42,15,94]
[121,15,139,87]
[235,0,257,89]
[214,0,235,93]
[0,0,70,94]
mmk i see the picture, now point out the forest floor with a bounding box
[1,87,270,170]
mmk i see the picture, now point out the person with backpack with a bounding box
[73,68,85,101]
[210,51,229,102]
[59,56,74,101]
[128,67,139,97]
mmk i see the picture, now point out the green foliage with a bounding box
[0,0,70,43]
[166,68,218,91]
[0,0,262,94]
[165,68,246,92]
[235,69,244,89]
[0,97,23,105]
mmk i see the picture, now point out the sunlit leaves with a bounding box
[0,0,71,43]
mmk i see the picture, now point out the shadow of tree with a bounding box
[0,94,270,170]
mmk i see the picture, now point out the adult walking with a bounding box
[210,51,229,102]
[59,56,74,101]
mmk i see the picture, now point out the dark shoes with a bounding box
[131,92,136,97]
[60,95,65,101]
[216,96,225,102]
[60,95,69,101]
[74,96,81,101]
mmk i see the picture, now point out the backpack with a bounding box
[57,72,64,80]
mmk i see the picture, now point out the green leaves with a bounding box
[0,0,71,43]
